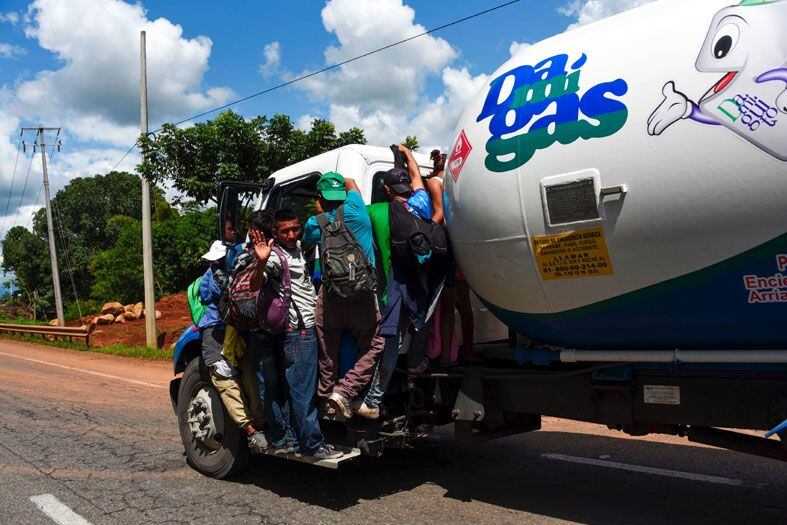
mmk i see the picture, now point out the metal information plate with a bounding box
[545,178,599,225]
[644,385,681,405]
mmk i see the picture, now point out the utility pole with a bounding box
[22,126,64,326]
[140,31,157,348]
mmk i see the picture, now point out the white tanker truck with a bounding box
[172,0,787,477]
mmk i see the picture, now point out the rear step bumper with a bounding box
[251,446,362,469]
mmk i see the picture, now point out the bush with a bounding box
[64,300,104,321]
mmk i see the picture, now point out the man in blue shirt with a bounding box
[357,145,437,420]
[303,172,385,419]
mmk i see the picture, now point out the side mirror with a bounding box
[219,186,239,246]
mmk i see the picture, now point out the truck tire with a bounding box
[177,356,250,479]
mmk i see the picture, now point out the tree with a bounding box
[139,111,366,205]
[402,135,419,151]
[31,171,173,303]
[151,208,216,296]
[138,111,269,205]
[89,216,143,305]
[90,209,217,303]
[1,226,53,321]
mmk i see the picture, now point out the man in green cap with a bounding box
[303,172,385,419]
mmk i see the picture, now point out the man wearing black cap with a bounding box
[356,145,435,419]
[382,144,432,220]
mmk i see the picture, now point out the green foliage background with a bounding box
[2,111,367,321]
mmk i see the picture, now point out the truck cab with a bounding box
[255,144,508,346]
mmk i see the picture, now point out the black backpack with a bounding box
[389,199,450,273]
[316,206,376,302]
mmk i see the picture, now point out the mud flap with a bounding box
[452,367,485,445]
[169,378,182,413]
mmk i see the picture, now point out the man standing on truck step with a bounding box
[233,211,298,454]
[304,172,385,419]
[198,240,268,453]
[252,209,343,460]
[355,145,437,419]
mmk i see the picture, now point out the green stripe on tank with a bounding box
[531,233,787,320]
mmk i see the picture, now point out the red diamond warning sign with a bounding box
[448,129,472,182]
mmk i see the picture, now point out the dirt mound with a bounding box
[70,292,193,349]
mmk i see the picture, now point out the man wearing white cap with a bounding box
[199,240,268,453]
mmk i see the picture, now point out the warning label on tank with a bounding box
[532,227,614,280]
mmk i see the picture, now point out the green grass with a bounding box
[0,332,174,360]
[0,316,48,326]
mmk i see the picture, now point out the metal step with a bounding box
[253,446,362,469]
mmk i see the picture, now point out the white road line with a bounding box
[542,453,744,487]
[0,351,164,389]
[29,494,93,525]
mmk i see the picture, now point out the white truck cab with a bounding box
[258,144,509,346]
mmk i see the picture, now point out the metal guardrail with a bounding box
[0,323,90,347]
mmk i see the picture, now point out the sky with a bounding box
[0,0,655,241]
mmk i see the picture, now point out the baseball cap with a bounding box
[383,168,413,195]
[202,240,226,261]
[316,172,347,201]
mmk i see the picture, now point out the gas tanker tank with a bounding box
[444,0,787,349]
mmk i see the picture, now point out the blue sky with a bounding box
[0,0,652,238]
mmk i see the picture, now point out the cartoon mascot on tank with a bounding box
[648,0,787,161]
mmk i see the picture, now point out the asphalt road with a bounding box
[0,339,785,525]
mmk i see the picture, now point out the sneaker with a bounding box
[329,392,353,419]
[312,444,344,460]
[247,431,269,453]
[356,403,380,420]
[273,443,294,456]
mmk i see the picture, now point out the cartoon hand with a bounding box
[755,68,787,114]
[777,90,787,114]
[647,82,692,135]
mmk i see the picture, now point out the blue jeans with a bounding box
[249,331,295,450]
[282,328,324,453]
[249,329,323,453]
[363,315,428,409]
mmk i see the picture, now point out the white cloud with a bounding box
[296,114,316,131]
[0,43,26,59]
[296,0,475,149]
[259,41,281,77]
[0,0,233,239]
[559,0,656,30]
[298,0,456,113]
[0,12,19,25]
[509,40,530,58]
[11,0,235,142]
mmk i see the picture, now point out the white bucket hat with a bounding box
[202,240,226,261]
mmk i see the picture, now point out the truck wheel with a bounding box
[177,357,250,479]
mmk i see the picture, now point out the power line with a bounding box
[52,197,82,320]
[108,141,138,173]
[1,133,23,238]
[10,142,36,232]
[105,0,521,169]
[163,0,520,130]
[24,143,57,232]
[25,183,43,231]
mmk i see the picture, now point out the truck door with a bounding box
[218,180,273,246]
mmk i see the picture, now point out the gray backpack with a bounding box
[316,205,376,302]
